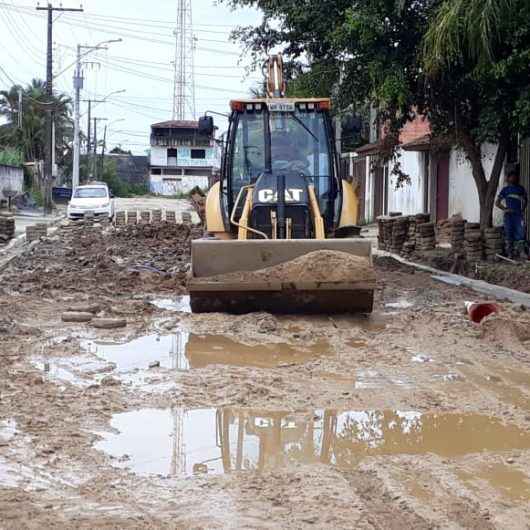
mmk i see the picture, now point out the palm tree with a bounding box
[422,0,517,75]
[0,79,73,166]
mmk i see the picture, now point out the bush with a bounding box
[0,148,23,166]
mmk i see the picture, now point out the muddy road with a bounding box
[1,218,530,529]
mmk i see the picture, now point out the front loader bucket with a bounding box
[188,239,375,314]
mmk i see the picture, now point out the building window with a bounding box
[191,149,206,159]
[163,168,181,176]
[151,168,162,175]
[168,148,178,167]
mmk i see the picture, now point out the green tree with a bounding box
[0,79,73,196]
[221,0,530,227]
[422,0,530,227]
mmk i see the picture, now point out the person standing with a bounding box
[496,171,528,258]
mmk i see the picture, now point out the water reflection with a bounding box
[83,333,328,372]
[95,408,530,477]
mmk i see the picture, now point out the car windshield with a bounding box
[74,188,108,199]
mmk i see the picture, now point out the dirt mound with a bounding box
[206,250,376,284]
[113,222,196,241]
[1,221,202,297]
[480,316,530,350]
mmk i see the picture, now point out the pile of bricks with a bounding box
[152,209,162,223]
[400,216,417,259]
[182,211,192,225]
[0,214,15,244]
[450,218,466,250]
[166,211,176,223]
[140,211,151,224]
[416,221,436,251]
[26,223,47,242]
[483,227,504,261]
[377,217,394,251]
[115,211,126,226]
[464,223,483,261]
[389,217,409,254]
[399,215,415,254]
[127,210,138,225]
[436,218,453,244]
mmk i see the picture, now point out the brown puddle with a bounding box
[82,333,329,372]
[95,409,530,477]
[458,464,530,501]
[459,366,530,411]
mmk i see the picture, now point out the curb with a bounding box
[0,215,65,273]
[375,249,530,308]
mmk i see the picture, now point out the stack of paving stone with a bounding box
[415,213,430,227]
[182,211,192,225]
[115,211,126,226]
[416,221,436,251]
[166,210,176,223]
[140,211,151,224]
[483,227,504,261]
[127,210,138,225]
[437,218,453,244]
[376,217,386,250]
[26,223,47,242]
[400,216,417,258]
[389,216,409,254]
[0,214,15,243]
[464,223,483,261]
[152,209,162,223]
[450,218,466,250]
[377,216,394,251]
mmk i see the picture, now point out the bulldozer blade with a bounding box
[189,239,375,314]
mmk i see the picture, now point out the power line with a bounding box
[1,4,242,55]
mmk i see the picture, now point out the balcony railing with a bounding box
[150,135,211,148]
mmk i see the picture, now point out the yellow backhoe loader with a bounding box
[189,55,375,314]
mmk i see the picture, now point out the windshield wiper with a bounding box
[291,114,319,142]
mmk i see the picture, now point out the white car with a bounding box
[67,184,115,221]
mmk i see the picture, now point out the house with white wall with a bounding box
[350,114,513,228]
[149,120,220,196]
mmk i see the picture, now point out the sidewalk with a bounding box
[13,210,64,237]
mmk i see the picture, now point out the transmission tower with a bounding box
[172,0,196,121]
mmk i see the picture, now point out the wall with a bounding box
[398,115,431,144]
[0,164,24,197]
[364,157,374,223]
[149,174,209,196]
[150,146,219,169]
[448,143,504,225]
[150,146,168,167]
[386,150,426,216]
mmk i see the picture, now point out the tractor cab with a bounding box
[200,98,341,239]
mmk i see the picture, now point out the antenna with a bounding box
[172,0,196,121]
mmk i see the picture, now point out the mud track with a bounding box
[1,219,530,529]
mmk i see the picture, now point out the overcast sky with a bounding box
[0,0,262,154]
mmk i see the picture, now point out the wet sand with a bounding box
[1,228,530,528]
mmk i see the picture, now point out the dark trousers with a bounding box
[504,213,525,242]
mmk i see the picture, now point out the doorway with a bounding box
[436,154,450,221]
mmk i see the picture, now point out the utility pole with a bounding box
[72,45,82,191]
[17,89,23,128]
[100,124,107,179]
[36,2,83,213]
[87,100,91,155]
[72,39,121,190]
[92,117,107,180]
